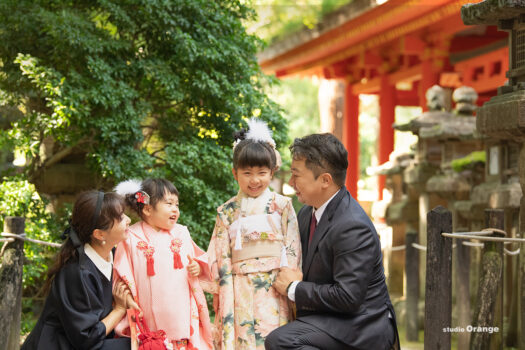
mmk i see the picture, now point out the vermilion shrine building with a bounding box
[258,0,507,200]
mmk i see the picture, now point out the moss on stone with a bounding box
[451,151,486,172]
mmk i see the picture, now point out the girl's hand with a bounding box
[187,254,201,277]
[112,279,130,311]
[126,294,143,318]
[126,294,143,315]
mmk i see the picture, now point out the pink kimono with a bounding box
[114,221,213,350]
[204,189,301,349]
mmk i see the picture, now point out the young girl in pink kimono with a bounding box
[114,178,213,350]
[204,119,302,349]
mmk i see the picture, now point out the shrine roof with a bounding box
[257,0,378,64]
[258,0,481,78]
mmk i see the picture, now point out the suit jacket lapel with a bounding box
[303,188,347,277]
[299,206,311,265]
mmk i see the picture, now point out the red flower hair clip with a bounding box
[135,191,150,205]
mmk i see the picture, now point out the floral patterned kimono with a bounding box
[204,188,301,349]
[114,221,213,350]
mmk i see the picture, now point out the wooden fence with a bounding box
[418,206,523,350]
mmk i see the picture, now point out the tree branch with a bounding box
[28,137,90,182]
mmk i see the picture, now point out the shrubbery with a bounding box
[0,178,69,332]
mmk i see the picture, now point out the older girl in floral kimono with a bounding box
[204,119,301,349]
[114,178,213,350]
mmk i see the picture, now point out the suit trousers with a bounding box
[265,318,396,350]
[265,319,349,350]
[101,338,131,350]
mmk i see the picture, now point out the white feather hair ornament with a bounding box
[115,179,150,204]
[246,118,276,148]
[114,179,142,196]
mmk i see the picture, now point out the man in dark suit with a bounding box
[266,133,398,350]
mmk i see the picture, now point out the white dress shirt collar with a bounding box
[84,243,113,281]
[313,189,341,223]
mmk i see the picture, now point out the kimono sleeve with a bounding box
[205,212,236,349]
[184,226,212,282]
[112,238,136,337]
[201,214,226,295]
[53,263,107,350]
[282,199,302,270]
[113,238,137,296]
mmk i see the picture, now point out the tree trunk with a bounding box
[0,217,25,350]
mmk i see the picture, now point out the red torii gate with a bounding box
[259,0,508,200]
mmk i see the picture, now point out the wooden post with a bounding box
[456,238,471,349]
[0,216,25,350]
[520,196,525,350]
[424,206,452,350]
[470,209,504,350]
[405,231,419,341]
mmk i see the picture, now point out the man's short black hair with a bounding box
[289,133,348,187]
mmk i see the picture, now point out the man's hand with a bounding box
[273,267,303,296]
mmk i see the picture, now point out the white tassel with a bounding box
[114,179,142,196]
[234,217,243,251]
[279,246,288,267]
[246,118,276,147]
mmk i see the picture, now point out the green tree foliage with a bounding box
[246,0,353,45]
[0,0,287,248]
[266,77,320,141]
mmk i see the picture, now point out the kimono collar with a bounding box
[237,188,272,215]
[84,243,113,281]
[141,221,167,236]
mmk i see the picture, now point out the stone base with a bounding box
[477,90,525,141]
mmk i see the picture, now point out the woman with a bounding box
[22,191,134,350]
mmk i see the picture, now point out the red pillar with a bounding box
[378,75,396,200]
[419,58,441,111]
[343,83,359,199]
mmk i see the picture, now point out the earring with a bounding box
[101,240,106,246]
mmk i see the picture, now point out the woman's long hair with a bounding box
[43,191,124,294]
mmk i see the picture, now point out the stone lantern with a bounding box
[393,85,451,299]
[368,151,416,296]
[423,86,483,231]
[462,1,525,347]
[394,85,450,254]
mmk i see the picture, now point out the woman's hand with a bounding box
[112,279,129,311]
[187,255,201,277]
[102,279,129,335]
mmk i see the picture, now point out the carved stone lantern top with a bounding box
[462,0,525,140]
[367,151,414,176]
[463,0,525,93]
[453,86,478,116]
[426,85,446,111]
[462,0,525,26]
[419,86,479,140]
[393,85,451,134]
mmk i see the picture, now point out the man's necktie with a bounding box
[309,212,317,244]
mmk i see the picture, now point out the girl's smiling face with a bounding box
[233,166,273,198]
[143,192,180,231]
